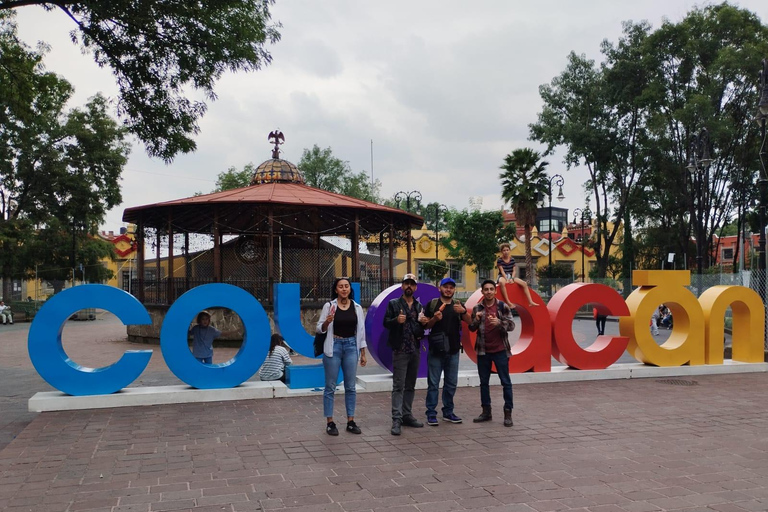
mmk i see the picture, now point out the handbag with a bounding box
[427,330,450,355]
[314,301,332,357]
[313,331,327,357]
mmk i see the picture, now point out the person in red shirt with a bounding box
[468,280,516,427]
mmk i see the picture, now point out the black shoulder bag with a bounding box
[427,299,450,355]
[314,302,331,357]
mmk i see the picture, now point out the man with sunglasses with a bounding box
[383,274,429,435]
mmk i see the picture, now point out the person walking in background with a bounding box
[383,273,428,435]
[258,333,292,382]
[189,310,220,364]
[593,307,607,336]
[496,243,539,309]
[423,277,471,427]
[317,277,367,436]
[469,280,516,427]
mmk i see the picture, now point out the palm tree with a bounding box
[499,148,549,285]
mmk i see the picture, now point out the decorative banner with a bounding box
[461,282,551,373]
[28,285,153,396]
[548,283,630,370]
[364,283,439,377]
[620,271,705,366]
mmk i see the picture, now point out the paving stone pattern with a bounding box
[2,373,768,512]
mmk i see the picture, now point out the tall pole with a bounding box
[758,59,768,293]
[687,127,711,277]
[574,206,591,282]
[546,174,565,278]
[394,190,422,276]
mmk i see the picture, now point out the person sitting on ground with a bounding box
[0,300,13,325]
[258,333,293,382]
[496,243,539,309]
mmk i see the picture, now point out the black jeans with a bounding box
[391,350,421,420]
[477,350,513,411]
[595,315,607,335]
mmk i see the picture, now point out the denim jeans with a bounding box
[323,336,358,418]
[196,356,212,364]
[426,351,460,417]
[391,350,421,420]
[477,351,513,411]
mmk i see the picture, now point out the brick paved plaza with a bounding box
[1,314,766,512]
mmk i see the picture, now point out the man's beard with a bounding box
[403,288,414,297]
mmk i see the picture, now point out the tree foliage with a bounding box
[499,148,549,284]
[419,258,449,285]
[530,3,768,276]
[0,0,281,161]
[0,13,126,295]
[214,163,254,192]
[298,144,381,202]
[441,209,516,273]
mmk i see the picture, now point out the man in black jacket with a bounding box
[383,273,428,435]
[423,277,471,426]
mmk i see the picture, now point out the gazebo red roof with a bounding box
[122,182,423,234]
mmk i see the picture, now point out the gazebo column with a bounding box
[315,232,321,301]
[389,222,394,285]
[166,212,174,304]
[267,208,274,303]
[213,210,221,283]
[155,227,161,303]
[137,218,145,303]
[352,214,360,282]
[184,232,190,293]
[379,230,384,294]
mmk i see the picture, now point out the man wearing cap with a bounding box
[423,277,471,426]
[383,273,429,435]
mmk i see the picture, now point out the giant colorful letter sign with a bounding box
[364,283,439,377]
[548,283,630,370]
[698,285,764,364]
[273,282,360,358]
[461,282,551,372]
[160,284,271,389]
[28,285,153,396]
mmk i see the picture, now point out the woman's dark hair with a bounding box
[269,333,284,356]
[331,277,355,301]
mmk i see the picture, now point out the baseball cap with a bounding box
[402,273,418,284]
[440,277,456,286]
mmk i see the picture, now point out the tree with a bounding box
[419,259,449,285]
[214,163,255,192]
[530,4,768,277]
[0,1,281,161]
[441,209,516,274]
[298,145,381,202]
[0,14,128,297]
[499,148,549,285]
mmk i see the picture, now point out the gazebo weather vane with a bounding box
[268,130,285,158]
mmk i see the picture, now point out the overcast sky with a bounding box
[12,1,768,231]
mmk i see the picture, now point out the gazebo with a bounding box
[122,133,423,306]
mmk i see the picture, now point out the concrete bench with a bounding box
[285,364,343,389]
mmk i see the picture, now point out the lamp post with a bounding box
[573,206,592,282]
[756,59,768,302]
[433,203,448,261]
[686,128,713,276]
[545,174,565,278]
[394,190,422,274]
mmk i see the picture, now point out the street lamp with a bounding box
[756,58,768,300]
[545,174,565,278]
[686,127,712,276]
[573,206,592,282]
[433,203,448,261]
[394,190,422,274]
